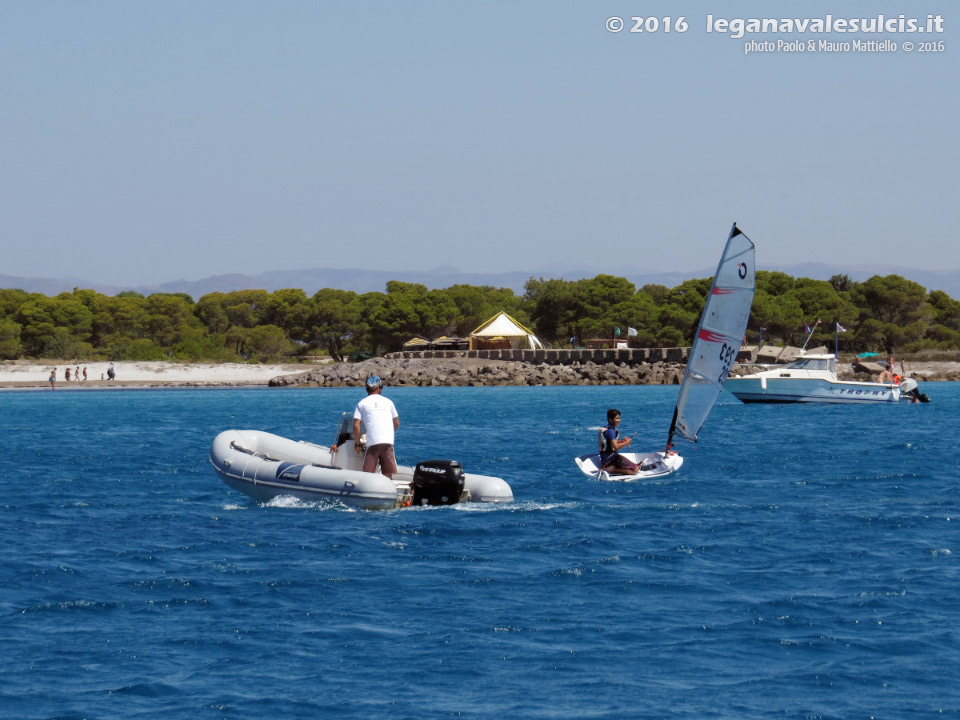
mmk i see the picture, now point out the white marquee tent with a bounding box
[469,311,544,350]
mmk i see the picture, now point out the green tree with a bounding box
[51,292,94,341]
[223,290,270,329]
[0,289,31,320]
[435,284,525,338]
[756,271,795,297]
[609,293,660,347]
[263,289,312,342]
[664,278,710,316]
[194,293,231,334]
[113,338,167,361]
[364,282,459,353]
[749,290,803,345]
[43,327,93,359]
[829,273,856,293]
[15,297,59,355]
[172,326,238,362]
[247,324,292,361]
[97,295,149,340]
[143,294,199,347]
[928,290,960,332]
[656,304,699,345]
[523,277,578,343]
[311,288,363,361]
[853,275,928,326]
[789,279,858,341]
[0,319,22,359]
[638,283,670,306]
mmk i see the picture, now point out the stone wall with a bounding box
[385,347,690,365]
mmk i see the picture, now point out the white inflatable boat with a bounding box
[210,414,514,509]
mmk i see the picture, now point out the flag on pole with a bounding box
[836,322,847,332]
[614,326,621,336]
[628,327,638,337]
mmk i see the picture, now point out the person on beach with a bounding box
[351,375,399,479]
[598,408,638,475]
[75,366,80,381]
[64,367,71,382]
[49,369,56,391]
[107,363,116,380]
[82,367,87,382]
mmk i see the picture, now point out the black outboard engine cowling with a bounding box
[412,459,465,506]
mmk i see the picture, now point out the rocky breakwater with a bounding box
[269,356,688,388]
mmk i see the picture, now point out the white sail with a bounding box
[668,224,756,445]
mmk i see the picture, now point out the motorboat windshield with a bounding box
[782,356,835,373]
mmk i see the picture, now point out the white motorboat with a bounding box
[210,414,513,509]
[575,223,756,481]
[724,353,900,403]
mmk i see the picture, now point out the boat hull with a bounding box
[575,450,683,481]
[210,429,513,509]
[725,376,899,403]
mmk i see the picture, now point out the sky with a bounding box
[1,1,957,286]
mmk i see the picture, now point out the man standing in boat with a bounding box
[353,375,400,479]
[599,408,638,475]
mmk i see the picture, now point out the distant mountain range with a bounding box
[3,263,960,300]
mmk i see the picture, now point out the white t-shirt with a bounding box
[354,394,398,447]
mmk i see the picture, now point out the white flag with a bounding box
[627,327,638,337]
[836,322,847,332]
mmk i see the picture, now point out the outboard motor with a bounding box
[412,459,465,506]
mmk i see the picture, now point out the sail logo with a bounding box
[698,330,729,343]
[738,262,748,278]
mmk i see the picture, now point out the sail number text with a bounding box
[718,343,737,383]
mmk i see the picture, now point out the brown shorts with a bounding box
[602,454,638,472]
[363,443,398,475]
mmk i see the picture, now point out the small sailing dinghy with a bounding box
[575,223,756,481]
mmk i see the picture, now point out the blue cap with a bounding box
[366,375,382,388]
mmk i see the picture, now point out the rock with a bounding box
[270,351,960,389]
[270,356,691,388]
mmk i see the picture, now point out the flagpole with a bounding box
[834,321,847,357]
[801,318,822,353]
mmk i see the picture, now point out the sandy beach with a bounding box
[0,361,309,390]
[3,357,958,391]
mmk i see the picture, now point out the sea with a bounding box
[1,383,958,720]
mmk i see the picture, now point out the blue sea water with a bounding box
[1,383,958,720]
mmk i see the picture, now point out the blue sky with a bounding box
[1,1,956,286]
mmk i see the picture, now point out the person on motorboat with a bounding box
[877,363,894,384]
[598,409,638,475]
[353,375,400,479]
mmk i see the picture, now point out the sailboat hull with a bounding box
[575,451,683,481]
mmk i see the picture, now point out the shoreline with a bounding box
[0,361,308,392]
[3,357,958,392]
